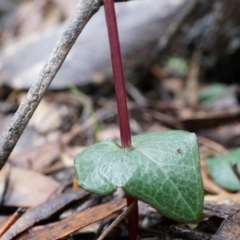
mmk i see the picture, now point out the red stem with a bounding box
[127,196,139,240]
[103,0,139,239]
[103,0,131,148]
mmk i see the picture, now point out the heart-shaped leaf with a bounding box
[206,148,240,191]
[75,131,203,222]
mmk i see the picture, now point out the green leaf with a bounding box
[165,57,188,75]
[197,83,229,106]
[74,131,203,222]
[206,148,240,191]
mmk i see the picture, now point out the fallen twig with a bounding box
[0,0,102,170]
[97,202,136,240]
[0,208,27,237]
[1,189,89,240]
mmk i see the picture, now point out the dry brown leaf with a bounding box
[97,124,120,142]
[1,117,45,154]
[9,142,60,171]
[1,189,89,240]
[28,98,62,134]
[179,107,240,131]
[203,202,240,219]
[21,199,127,240]
[14,0,62,38]
[211,210,240,240]
[51,0,79,18]
[0,165,60,207]
[0,216,9,229]
[205,193,240,205]
[184,50,200,105]
[198,136,228,155]
[61,146,85,167]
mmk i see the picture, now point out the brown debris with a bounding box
[9,142,60,172]
[20,199,126,240]
[1,0,240,239]
[211,210,240,240]
[1,189,89,240]
[0,165,60,207]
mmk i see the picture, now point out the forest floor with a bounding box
[1,1,240,239]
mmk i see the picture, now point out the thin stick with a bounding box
[0,0,102,170]
[103,1,139,239]
[0,208,27,237]
[97,202,136,240]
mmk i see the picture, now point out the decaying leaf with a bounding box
[0,165,60,207]
[211,210,240,240]
[1,189,89,240]
[20,199,126,240]
[9,142,60,171]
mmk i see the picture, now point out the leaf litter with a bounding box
[0,189,89,240]
[0,164,60,207]
[1,0,240,239]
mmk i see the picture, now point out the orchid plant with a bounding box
[74,0,204,239]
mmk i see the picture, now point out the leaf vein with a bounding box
[134,146,196,217]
